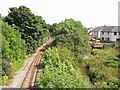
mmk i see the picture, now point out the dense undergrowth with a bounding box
[1,6,50,85]
[37,19,92,88]
[2,22,26,85]
[37,47,91,88]
[83,45,120,88]
[1,5,119,88]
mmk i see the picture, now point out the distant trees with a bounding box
[3,8,92,86]
[4,6,50,54]
[52,19,91,62]
[2,5,119,88]
[37,19,92,88]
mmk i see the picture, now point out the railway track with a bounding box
[20,38,53,88]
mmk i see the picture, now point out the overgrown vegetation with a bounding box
[1,5,119,88]
[4,6,50,54]
[51,19,91,62]
[2,22,26,85]
[37,47,91,88]
[84,45,119,88]
[37,19,92,88]
[1,6,50,85]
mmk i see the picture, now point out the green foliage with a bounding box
[4,6,50,54]
[2,6,92,87]
[52,19,91,62]
[2,5,51,85]
[94,81,118,88]
[37,19,92,88]
[37,47,91,88]
[3,5,118,88]
[2,22,26,62]
[12,59,24,72]
[84,47,119,88]
[2,22,26,81]
[2,60,12,78]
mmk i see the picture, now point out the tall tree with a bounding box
[4,6,50,54]
[52,19,91,62]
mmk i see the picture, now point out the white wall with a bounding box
[111,32,120,41]
[100,32,119,41]
[91,31,98,38]
[91,31,120,41]
[98,29,102,38]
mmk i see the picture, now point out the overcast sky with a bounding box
[0,0,119,28]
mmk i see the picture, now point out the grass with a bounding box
[2,53,33,86]
[83,45,119,88]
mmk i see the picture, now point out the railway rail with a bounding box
[20,38,53,88]
[8,38,53,88]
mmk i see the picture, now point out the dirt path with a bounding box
[9,47,42,88]
[9,38,53,88]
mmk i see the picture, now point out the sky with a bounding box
[0,0,119,28]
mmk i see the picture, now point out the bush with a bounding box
[2,22,26,83]
[84,48,119,88]
[37,47,91,88]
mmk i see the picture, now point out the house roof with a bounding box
[101,26,114,32]
[111,26,120,32]
[91,26,120,32]
[91,26,104,32]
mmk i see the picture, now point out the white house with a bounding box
[89,26,120,43]
[89,26,104,38]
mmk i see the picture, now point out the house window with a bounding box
[102,37,104,40]
[102,32,104,35]
[106,38,110,41]
[119,32,120,35]
[114,32,117,35]
[108,32,109,35]
[94,32,97,34]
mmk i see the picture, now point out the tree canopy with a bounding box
[4,6,50,54]
[2,5,118,88]
[37,19,92,88]
[52,19,91,62]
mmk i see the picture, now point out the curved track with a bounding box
[20,38,53,88]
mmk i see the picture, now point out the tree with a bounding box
[4,6,35,33]
[52,19,91,62]
[37,19,92,88]
[2,21,26,79]
[4,6,50,54]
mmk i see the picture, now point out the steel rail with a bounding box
[20,38,53,88]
